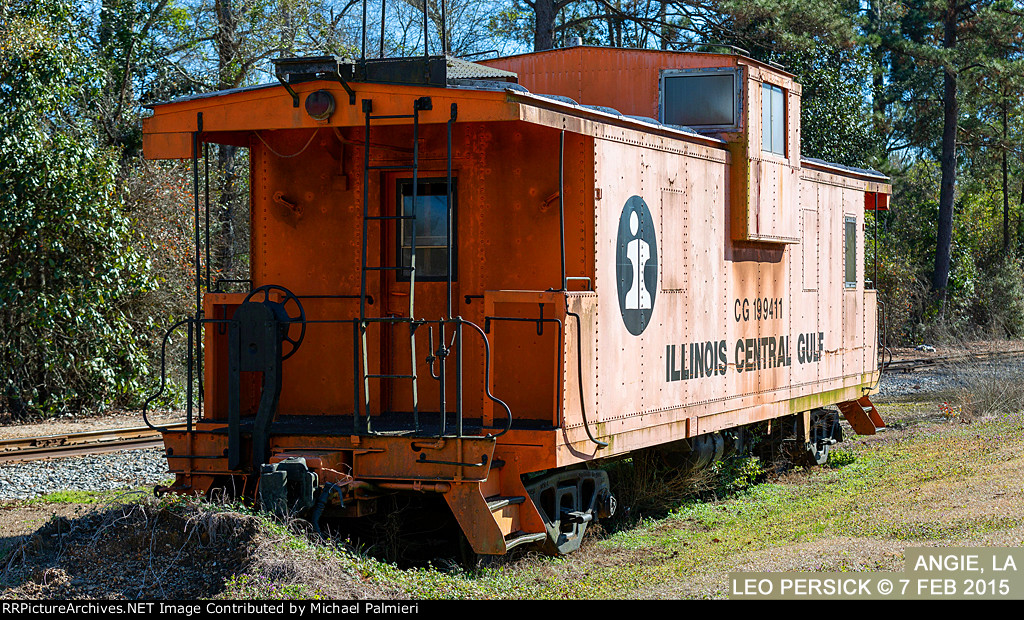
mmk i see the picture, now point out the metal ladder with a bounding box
[357,96,433,432]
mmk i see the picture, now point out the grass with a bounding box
[372,402,1024,599]
[304,400,1020,600]
[22,490,112,505]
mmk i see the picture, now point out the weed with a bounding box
[220,572,328,600]
[936,341,1024,420]
[715,456,766,493]
[602,449,714,526]
[602,449,775,533]
[24,490,109,505]
[825,449,856,468]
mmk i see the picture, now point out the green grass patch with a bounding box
[23,489,112,505]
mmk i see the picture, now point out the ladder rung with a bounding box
[367,165,416,171]
[366,215,416,220]
[363,266,413,271]
[364,374,417,379]
[368,114,416,120]
[361,317,414,323]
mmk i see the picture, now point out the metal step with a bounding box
[504,531,547,551]
[486,495,526,513]
[837,396,886,435]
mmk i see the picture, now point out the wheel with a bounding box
[525,469,611,555]
[243,284,306,359]
[802,439,830,466]
[800,408,840,467]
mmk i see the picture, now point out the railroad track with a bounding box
[882,348,1024,373]
[0,424,183,463]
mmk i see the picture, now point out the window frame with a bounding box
[659,67,744,133]
[761,82,787,157]
[395,177,457,283]
[844,214,857,289]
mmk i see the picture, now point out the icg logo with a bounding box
[616,196,658,336]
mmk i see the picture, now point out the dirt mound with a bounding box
[0,497,393,600]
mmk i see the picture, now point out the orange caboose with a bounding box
[142,47,889,555]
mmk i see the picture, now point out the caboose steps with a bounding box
[505,531,548,550]
[444,478,547,555]
[486,495,527,512]
[837,396,886,435]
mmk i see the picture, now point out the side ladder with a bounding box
[358,96,433,433]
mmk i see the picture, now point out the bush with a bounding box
[871,235,928,346]
[975,254,1024,338]
[0,0,153,417]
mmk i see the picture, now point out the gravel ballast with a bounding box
[0,448,170,501]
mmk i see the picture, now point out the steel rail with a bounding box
[0,424,185,463]
[882,349,1024,373]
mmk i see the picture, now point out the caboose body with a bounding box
[142,46,889,555]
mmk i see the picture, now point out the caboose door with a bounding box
[382,175,458,417]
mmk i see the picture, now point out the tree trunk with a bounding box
[281,0,295,57]
[1018,168,1024,252]
[215,0,241,277]
[1003,99,1010,252]
[868,0,887,132]
[215,0,238,90]
[659,1,669,50]
[535,0,556,51]
[217,145,237,275]
[932,1,958,298]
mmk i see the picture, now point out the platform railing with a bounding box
[141,307,513,442]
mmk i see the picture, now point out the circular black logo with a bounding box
[616,196,658,335]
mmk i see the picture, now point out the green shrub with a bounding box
[715,456,767,494]
[0,0,153,417]
[975,254,1024,338]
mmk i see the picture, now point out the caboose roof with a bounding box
[480,45,800,122]
[142,49,888,189]
[142,53,728,160]
[482,45,795,77]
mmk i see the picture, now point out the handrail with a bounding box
[868,298,890,393]
[142,318,193,432]
[145,308,514,441]
[460,318,513,439]
[567,309,608,448]
[143,317,235,433]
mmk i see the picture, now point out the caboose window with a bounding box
[397,178,456,281]
[844,215,857,288]
[660,69,739,129]
[761,83,785,156]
